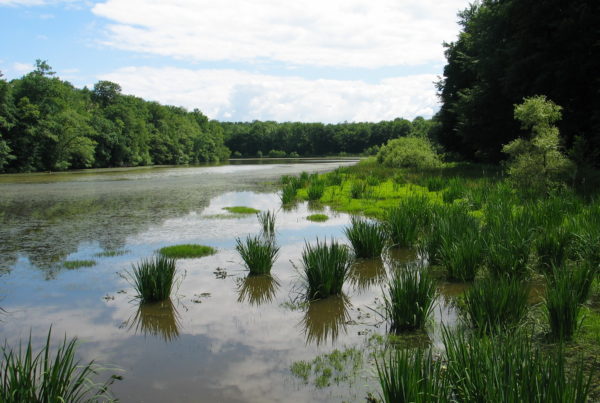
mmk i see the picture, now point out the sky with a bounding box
[0,0,471,123]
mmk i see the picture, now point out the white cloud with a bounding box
[12,62,34,74]
[92,0,470,68]
[100,66,439,122]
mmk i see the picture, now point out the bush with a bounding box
[376,136,442,169]
[268,149,286,158]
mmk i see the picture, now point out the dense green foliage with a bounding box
[376,136,442,169]
[0,62,229,172]
[435,0,600,165]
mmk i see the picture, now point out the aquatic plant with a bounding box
[384,194,431,248]
[93,249,128,258]
[63,260,96,269]
[439,234,483,281]
[280,183,297,204]
[462,276,530,334]
[383,264,436,332]
[442,177,466,203]
[307,214,329,222]
[301,239,353,300]
[222,206,260,214]
[307,180,325,201]
[257,210,276,237]
[534,227,572,272]
[423,176,446,191]
[0,329,118,402]
[350,180,368,199]
[129,255,177,303]
[158,244,216,259]
[376,348,449,403]
[344,216,387,259]
[443,329,591,403]
[236,235,280,275]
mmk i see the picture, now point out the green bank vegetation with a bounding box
[158,244,216,259]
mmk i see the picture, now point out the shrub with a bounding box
[344,216,387,259]
[129,256,177,303]
[383,264,436,332]
[376,136,442,169]
[236,235,280,276]
[268,149,286,158]
[301,239,353,300]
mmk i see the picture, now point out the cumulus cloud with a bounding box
[92,0,469,68]
[12,62,34,74]
[100,66,439,122]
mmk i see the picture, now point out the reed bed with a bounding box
[280,184,297,204]
[384,194,431,248]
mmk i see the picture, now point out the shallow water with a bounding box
[0,161,462,402]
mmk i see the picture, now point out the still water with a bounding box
[0,160,459,402]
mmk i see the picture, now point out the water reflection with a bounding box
[300,294,351,346]
[236,275,280,306]
[128,299,182,342]
[349,259,387,291]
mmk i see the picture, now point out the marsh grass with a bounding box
[158,244,216,259]
[0,329,117,402]
[439,235,482,281]
[344,216,387,259]
[376,348,448,403]
[129,255,177,303]
[301,239,353,300]
[223,206,260,214]
[63,260,96,269]
[257,210,276,236]
[307,180,325,200]
[422,176,446,191]
[307,214,329,222]
[443,329,592,403]
[384,194,431,248]
[462,276,530,334]
[350,180,368,199]
[442,177,466,203]
[383,264,436,332]
[280,184,297,204]
[236,235,280,275]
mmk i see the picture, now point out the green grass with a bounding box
[384,194,431,248]
[235,235,280,275]
[222,206,261,214]
[128,255,177,303]
[301,239,353,300]
[344,216,387,259]
[93,249,128,258]
[307,180,325,201]
[350,180,368,199]
[383,264,436,332]
[63,260,96,269]
[280,184,297,205]
[462,276,530,334]
[0,329,118,402]
[257,210,276,236]
[439,235,483,281]
[307,214,329,222]
[158,244,216,259]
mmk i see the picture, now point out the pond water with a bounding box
[0,160,460,402]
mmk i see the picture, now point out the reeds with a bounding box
[257,210,276,237]
[350,180,368,199]
[462,276,530,334]
[0,329,117,402]
[280,184,297,204]
[307,180,325,201]
[383,264,436,332]
[301,239,353,300]
[235,235,280,275]
[439,235,482,281]
[344,216,387,259]
[129,255,177,303]
[384,195,431,248]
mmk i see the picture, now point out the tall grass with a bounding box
[443,329,592,403]
[534,227,572,272]
[350,180,368,199]
[236,235,280,275]
[376,348,449,403]
[384,195,431,248]
[280,184,297,205]
[439,235,483,281]
[0,329,117,402]
[442,177,466,203]
[383,264,436,332]
[307,180,325,200]
[129,255,177,303]
[344,216,387,259]
[301,239,353,300]
[257,210,276,237]
[462,276,530,334]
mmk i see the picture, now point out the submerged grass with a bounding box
[307,213,329,222]
[344,216,387,259]
[158,244,216,259]
[301,239,353,300]
[0,329,118,402]
[129,255,177,303]
[63,260,96,269]
[223,206,261,214]
[236,235,280,275]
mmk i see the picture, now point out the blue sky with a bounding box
[0,0,470,122]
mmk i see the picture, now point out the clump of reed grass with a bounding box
[0,329,118,402]
[376,348,449,403]
[158,244,216,259]
[439,235,483,281]
[443,329,592,402]
[129,255,177,303]
[307,180,325,200]
[257,210,276,236]
[344,216,387,259]
[383,264,436,332]
[301,239,353,300]
[442,177,466,203]
[63,260,96,269]
[280,184,297,204]
[307,214,329,222]
[424,176,446,191]
[350,180,368,199]
[235,235,280,275]
[384,195,431,248]
[534,227,572,273]
[325,170,343,186]
[462,276,530,334]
